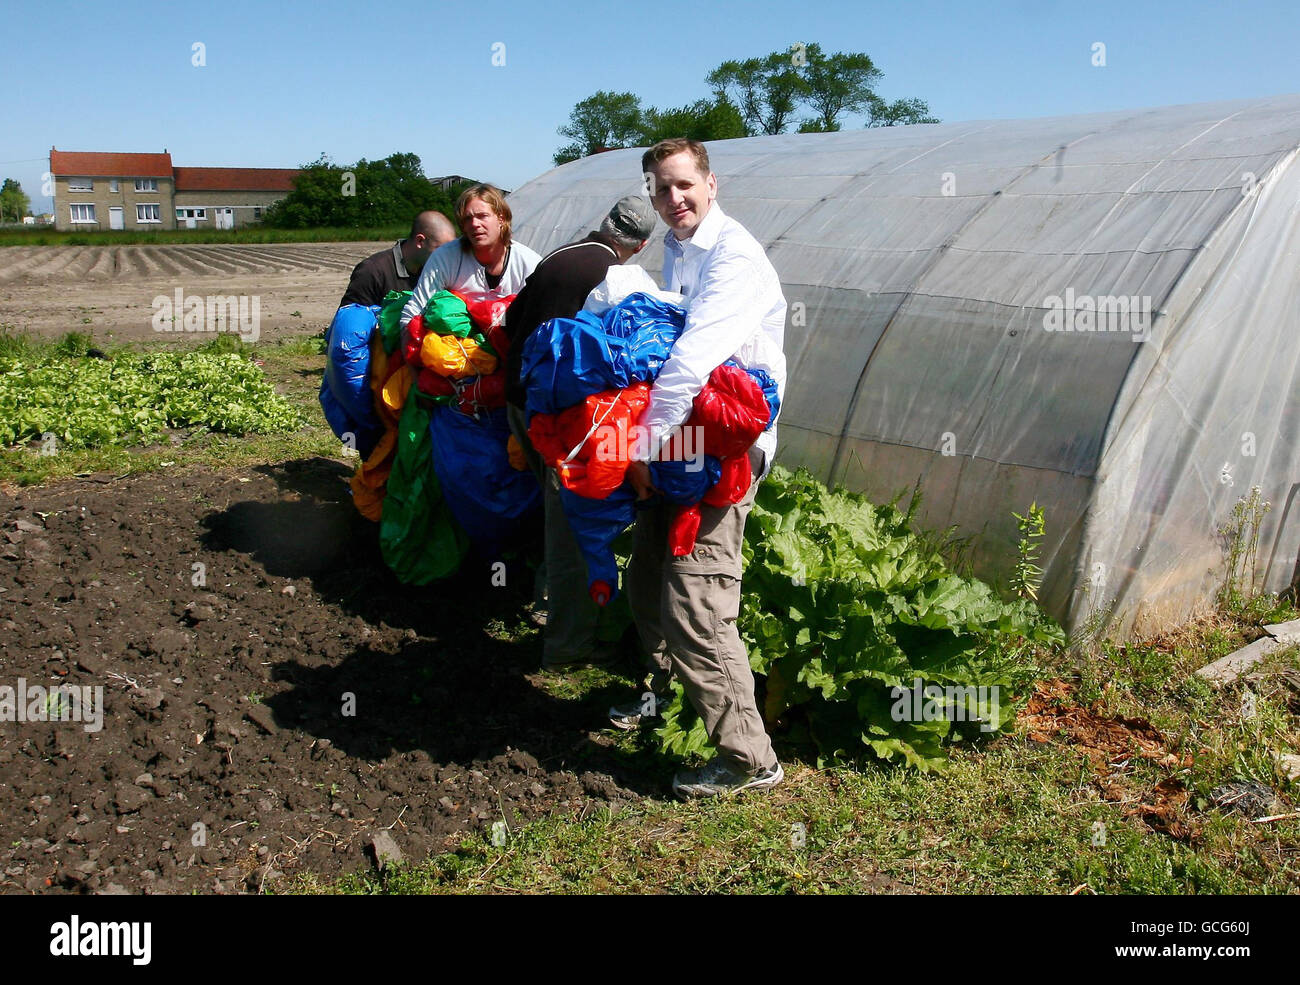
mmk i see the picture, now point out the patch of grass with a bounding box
[196,333,248,356]
[0,328,37,359]
[293,727,1298,894]
[273,335,328,357]
[1229,591,1299,627]
[52,331,96,358]
[533,664,635,703]
[1181,643,1300,798]
[289,607,1299,895]
[0,426,343,488]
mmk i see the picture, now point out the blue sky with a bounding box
[3,0,1298,213]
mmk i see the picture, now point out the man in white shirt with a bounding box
[619,138,787,799]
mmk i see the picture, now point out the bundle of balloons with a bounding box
[521,292,778,605]
[321,287,778,596]
[319,290,540,584]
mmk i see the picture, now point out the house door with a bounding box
[109,207,124,230]
[216,208,234,230]
[184,212,196,229]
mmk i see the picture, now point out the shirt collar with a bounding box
[665,201,727,256]
[585,231,618,257]
[392,240,410,278]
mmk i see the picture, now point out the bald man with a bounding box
[339,210,457,308]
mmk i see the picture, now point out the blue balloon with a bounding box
[428,404,542,557]
[321,303,382,456]
[558,485,637,602]
[520,293,686,418]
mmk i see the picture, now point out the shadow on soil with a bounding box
[199,456,664,795]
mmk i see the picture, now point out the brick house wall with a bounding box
[50,151,176,231]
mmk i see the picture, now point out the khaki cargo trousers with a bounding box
[626,448,776,774]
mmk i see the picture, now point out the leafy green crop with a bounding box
[658,467,1063,771]
[0,350,303,449]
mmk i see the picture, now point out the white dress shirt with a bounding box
[399,239,541,328]
[642,202,787,470]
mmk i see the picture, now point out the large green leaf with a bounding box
[657,466,1060,771]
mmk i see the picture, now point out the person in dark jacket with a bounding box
[338,210,456,308]
[505,195,658,668]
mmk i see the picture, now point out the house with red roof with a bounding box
[49,149,299,231]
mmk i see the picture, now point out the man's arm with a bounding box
[400,248,452,329]
[638,246,763,455]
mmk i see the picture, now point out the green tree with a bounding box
[707,53,806,136]
[553,91,645,165]
[0,178,31,223]
[639,97,747,145]
[866,95,939,128]
[706,59,762,135]
[550,43,941,166]
[799,43,882,131]
[262,153,468,229]
[709,43,938,134]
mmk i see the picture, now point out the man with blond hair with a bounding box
[400,184,540,330]
[616,138,788,799]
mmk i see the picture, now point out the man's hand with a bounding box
[626,460,658,500]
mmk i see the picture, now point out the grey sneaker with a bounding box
[672,760,784,800]
[608,689,673,730]
[522,598,548,628]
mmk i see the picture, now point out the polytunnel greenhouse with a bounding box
[507,94,1300,638]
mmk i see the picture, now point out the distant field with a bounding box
[0,226,407,247]
[0,241,389,339]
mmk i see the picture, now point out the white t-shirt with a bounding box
[399,239,542,328]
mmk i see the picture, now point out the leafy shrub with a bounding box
[0,350,302,448]
[52,331,95,358]
[0,329,38,360]
[197,333,247,356]
[658,467,1063,771]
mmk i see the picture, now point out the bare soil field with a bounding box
[0,248,653,894]
[0,242,388,339]
[0,460,645,895]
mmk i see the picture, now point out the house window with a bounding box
[134,178,158,192]
[68,177,93,191]
[109,179,120,192]
[70,204,96,223]
[175,208,207,220]
[136,204,161,223]
[253,207,262,220]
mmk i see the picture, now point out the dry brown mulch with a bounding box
[1021,678,1197,840]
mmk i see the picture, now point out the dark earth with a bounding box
[0,458,653,895]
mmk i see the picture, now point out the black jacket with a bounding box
[339,243,416,308]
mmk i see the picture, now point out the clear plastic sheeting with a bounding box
[508,96,1300,637]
